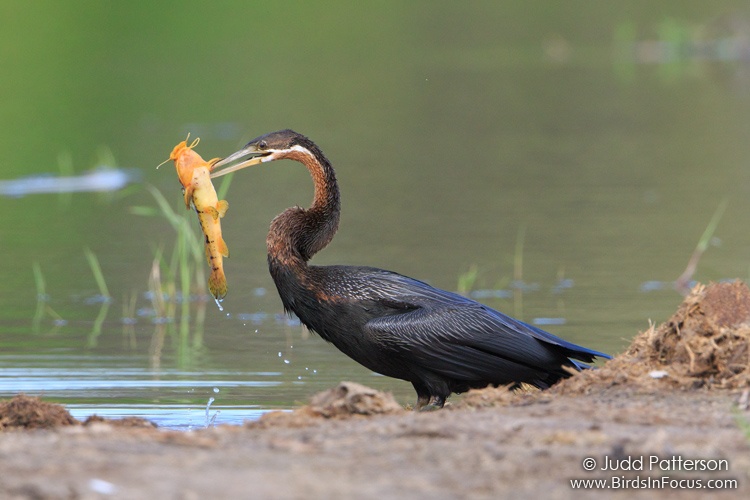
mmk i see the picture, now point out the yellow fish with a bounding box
[162,137,229,300]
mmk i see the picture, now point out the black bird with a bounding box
[211,130,610,409]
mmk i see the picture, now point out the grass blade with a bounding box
[84,247,110,298]
[675,198,729,294]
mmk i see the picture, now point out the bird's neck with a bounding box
[266,148,340,269]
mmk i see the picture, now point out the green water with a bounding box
[2,1,750,426]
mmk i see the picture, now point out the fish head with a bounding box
[169,137,206,188]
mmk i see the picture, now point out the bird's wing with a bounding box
[358,270,608,383]
[366,269,607,357]
[362,302,567,382]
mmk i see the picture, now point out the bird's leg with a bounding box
[412,382,447,411]
[431,395,446,408]
[418,395,446,412]
[414,393,431,411]
[415,395,446,412]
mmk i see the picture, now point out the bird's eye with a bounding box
[258,140,268,150]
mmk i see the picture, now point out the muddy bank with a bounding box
[1,282,749,498]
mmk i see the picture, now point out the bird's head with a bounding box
[211,129,321,178]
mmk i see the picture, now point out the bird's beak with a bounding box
[210,146,270,179]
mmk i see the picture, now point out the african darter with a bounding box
[211,130,610,409]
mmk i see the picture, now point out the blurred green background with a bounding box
[2,1,750,421]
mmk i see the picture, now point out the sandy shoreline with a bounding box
[0,386,747,499]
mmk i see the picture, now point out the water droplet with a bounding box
[205,397,217,428]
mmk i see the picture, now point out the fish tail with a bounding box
[208,267,227,301]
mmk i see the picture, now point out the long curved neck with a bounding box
[267,145,340,268]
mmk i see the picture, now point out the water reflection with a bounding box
[65,405,268,431]
[0,168,139,198]
[0,358,282,429]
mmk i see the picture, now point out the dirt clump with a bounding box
[83,415,158,428]
[308,381,404,417]
[250,381,404,428]
[555,280,750,395]
[647,280,750,381]
[0,396,162,431]
[0,394,78,430]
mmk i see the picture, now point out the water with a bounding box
[3,2,750,428]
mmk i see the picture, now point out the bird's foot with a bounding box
[414,395,446,412]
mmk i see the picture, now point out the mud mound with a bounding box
[84,415,158,428]
[556,281,750,394]
[0,394,78,430]
[644,280,750,380]
[308,381,404,417]
[251,382,405,428]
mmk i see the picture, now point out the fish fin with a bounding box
[208,268,227,300]
[216,200,229,218]
[205,206,220,220]
[183,186,193,209]
[218,237,229,258]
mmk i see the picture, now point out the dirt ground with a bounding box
[2,282,750,499]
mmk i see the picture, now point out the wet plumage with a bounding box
[212,130,610,409]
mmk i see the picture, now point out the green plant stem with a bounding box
[84,247,110,298]
[675,198,728,294]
